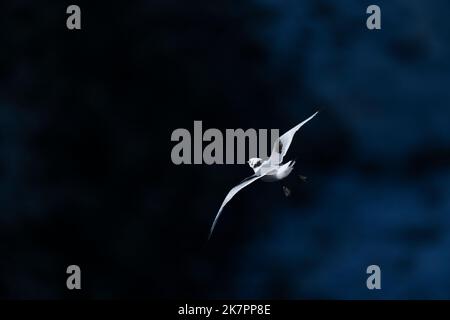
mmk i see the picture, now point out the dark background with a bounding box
[1,0,450,299]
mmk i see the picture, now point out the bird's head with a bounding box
[247,158,263,169]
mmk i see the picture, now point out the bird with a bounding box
[208,111,318,239]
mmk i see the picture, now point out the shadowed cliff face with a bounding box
[0,0,450,298]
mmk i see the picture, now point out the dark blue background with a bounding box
[1,0,449,299]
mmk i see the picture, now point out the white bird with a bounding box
[209,111,318,239]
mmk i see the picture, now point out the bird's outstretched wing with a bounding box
[268,111,318,165]
[209,169,275,239]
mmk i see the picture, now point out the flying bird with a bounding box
[209,111,318,239]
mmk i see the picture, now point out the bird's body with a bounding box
[208,111,318,239]
[250,158,296,181]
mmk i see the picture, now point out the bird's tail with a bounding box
[281,160,296,178]
[289,160,296,167]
